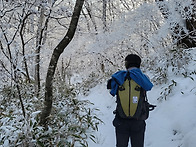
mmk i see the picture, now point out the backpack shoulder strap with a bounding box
[126,70,131,80]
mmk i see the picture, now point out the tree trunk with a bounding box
[35,4,45,98]
[40,0,84,125]
[102,0,107,32]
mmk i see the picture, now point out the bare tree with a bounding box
[0,1,36,117]
[83,0,98,32]
[35,2,45,98]
[34,1,53,98]
[40,0,85,125]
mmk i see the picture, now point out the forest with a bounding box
[0,0,196,146]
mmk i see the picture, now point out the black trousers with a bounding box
[113,116,146,147]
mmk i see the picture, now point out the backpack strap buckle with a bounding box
[119,85,125,91]
[149,104,156,111]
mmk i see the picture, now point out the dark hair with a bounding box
[125,54,141,69]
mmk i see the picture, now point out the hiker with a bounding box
[107,54,154,147]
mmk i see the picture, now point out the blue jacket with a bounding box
[109,68,153,96]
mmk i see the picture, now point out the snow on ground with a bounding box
[79,83,116,147]
[79,68,196,147]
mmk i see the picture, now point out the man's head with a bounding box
[125,54,141,69]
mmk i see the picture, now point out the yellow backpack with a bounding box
[115,76,152,120]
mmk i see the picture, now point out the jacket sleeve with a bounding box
[107,79,112,89]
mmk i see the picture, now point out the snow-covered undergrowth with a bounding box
[0,81,103,146]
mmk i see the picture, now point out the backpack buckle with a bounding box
[149,104,156,111]
[119,86,125,91]
[135,86,141,91]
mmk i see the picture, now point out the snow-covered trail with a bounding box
[80,75,196,147]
